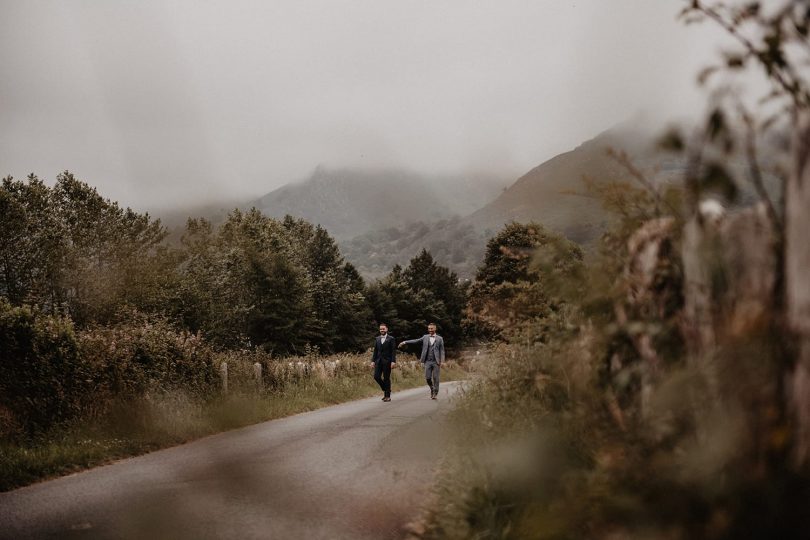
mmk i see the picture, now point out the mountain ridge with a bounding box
[250,166,508,239]
[462,124,679,243]
[157,123,691,279]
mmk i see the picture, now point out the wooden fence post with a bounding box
[787,112,810,465]
[220,361,228,394]
[253,362,263,392]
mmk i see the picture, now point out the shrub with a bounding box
[77,311,218,405]
[0,299,85,435]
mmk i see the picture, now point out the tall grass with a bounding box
[411,325,810,539]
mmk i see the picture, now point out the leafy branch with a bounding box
[682,0,810,111]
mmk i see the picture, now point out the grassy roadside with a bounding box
[0,355,466,492]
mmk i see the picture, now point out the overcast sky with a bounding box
[1,1,736,212]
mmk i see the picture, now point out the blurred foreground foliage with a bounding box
[412,4,810,538]
[416,186,809,539]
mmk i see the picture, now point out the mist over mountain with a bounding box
[154,200,241,231]
[153,124,689,279]
[464,123,687,243]
[152,120,775,281]
[342,124,688,279]
[339,217,485,281]
[250,167,508,239]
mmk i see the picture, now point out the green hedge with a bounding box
[0,302,218,437]
[0,299,84,434]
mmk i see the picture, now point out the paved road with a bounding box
[0,383,460,540]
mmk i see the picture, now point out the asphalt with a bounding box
[0,382,461,540]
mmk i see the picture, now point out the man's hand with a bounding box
[391,362,396,369]
[369,362,374,368]
[397,342,405,349]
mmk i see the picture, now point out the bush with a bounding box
[0,302,222,437]
[0,299,85,435]
[77,311,218,405]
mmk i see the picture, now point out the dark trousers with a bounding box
[374,362,392,397]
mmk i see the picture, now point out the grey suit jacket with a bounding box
[401,334,445,364]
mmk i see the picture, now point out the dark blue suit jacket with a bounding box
[372,335,397,364]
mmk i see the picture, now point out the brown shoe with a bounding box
[383,397,391,402]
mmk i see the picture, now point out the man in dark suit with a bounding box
[398,322,445,399]
[371,323,397,402]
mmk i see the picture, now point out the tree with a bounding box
[244,249,312,353]
[0,172,169,325]
[402,249,465,342]
[369,252,466,346]
[366,265,408,334]
[464,222,583,341]
[0,175,64,310]
[281,216,374,351]
[175,209,374,353]
[175,209,313,351]
[52,172,168,325]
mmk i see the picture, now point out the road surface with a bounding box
[0,382,461,539]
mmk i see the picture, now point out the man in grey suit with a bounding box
[371,323,397,402]
[398,323,445,399]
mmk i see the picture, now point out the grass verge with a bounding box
[1,356,466,492]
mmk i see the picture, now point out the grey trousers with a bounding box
[424,361,440,392]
